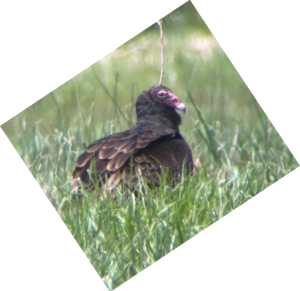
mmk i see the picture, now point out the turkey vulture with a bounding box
[72,85,193,196]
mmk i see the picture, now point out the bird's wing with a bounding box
[72,123,176,189]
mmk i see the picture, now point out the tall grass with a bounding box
[3,84,297,289]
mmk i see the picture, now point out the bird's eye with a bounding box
[158,91,165,97]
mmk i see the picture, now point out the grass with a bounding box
[1,2,298,290]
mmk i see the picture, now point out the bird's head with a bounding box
[148,85,186,113]
[136,85,185,130]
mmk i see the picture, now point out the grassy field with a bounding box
[1,2,298,290]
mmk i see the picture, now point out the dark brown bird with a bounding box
[72,85,193,196]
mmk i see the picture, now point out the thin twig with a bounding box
[157,20,164,85]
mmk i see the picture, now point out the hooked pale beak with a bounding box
[176,103,186,113]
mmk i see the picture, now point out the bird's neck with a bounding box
[137,112,181,131]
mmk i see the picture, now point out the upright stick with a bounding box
[157,20,164,85]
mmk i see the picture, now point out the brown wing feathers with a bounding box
[72,85,194,193]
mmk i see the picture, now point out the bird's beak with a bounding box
[176,103,186,113]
